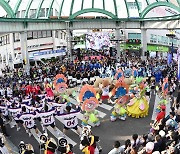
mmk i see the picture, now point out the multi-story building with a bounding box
[0,30,67,69]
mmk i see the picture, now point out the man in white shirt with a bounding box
[108,141,124,154]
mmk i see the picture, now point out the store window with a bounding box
[150,34,157,43]
[128,33,141,39]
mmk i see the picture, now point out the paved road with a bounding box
[5,91,169,154]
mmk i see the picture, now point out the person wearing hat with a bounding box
[150,106,166,131]
[156,105,166,122]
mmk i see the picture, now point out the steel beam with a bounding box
[24,0,33,18]
[0,0,15,18]
[81,0,84,10]
[102,0,105,10]
[141,2,180,18]
[47,0,55,17]
[36,0,44,18]
[177,0,180,6]
[113,0,118,17]
[69,8,117,19]
[70,0,75,16]
[134,0,141,17]
[58,0,65,18]
[14,0,22,16]
[123,0,129,18]
[0,19,180,33]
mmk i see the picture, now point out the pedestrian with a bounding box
[0,111,9,137]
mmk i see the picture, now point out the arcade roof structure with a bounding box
[0,0,179,20]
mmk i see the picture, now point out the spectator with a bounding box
[108,141,123,154]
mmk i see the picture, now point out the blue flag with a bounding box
[167,53,172,65]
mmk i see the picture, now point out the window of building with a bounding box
[46,8,53,17]
[64,33,66,40]
[4,36,7,45]
[39,8,45,17]
[150,34,157,43]
[157,35,161,44]
[0,37,2,46]
[60,32,63,39]
[55,31,58,38]
[30,9,36,18]
[33,31,38,39]
[6,35,10,44]
[38,31,42,38]
[21,10,25,18]
[55,9,59,16]
[47,31,52,37]
[2,36,4,45]
[27,32,33,40]
[9,54,12,62]
[0,55,2,63]
[3,55,6,63]
[42,31,47,38]
[14,33,20,42]
[16,11,20,18]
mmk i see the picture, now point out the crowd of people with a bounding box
[0,50,179,154]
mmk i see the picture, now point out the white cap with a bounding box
[159,130,166,137]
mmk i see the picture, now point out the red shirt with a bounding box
[156,111,166,122]
[26,85,32,95]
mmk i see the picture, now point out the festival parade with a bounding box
[0,0,180,154]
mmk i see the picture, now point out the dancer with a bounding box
[127,77,149,118]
